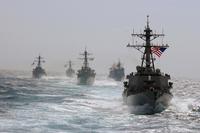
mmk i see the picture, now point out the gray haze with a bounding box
[0,0,200,79]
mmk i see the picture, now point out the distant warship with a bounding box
[123,16,173,114]
[32,55,47,78]
[77,48,96,85]
[109,61,125,81]
[65,60,75,77]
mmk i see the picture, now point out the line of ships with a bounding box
[31,16,173,115]
[32,49,125,84]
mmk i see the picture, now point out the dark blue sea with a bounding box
[0,70,200,133]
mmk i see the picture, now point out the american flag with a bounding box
[151,47,167,57]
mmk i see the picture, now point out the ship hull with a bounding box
[77,76,95,85]
[66,71,75,77]
[32,67,46,79]
[32,71,46,79]
[109,76,124,81]
[109,67,125,81]
[123,90,172,114]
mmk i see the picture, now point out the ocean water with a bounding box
[0,70,200,133]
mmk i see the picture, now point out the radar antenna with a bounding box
[127,15,169,71]
[32,54,45,67]
[79,48,94,68]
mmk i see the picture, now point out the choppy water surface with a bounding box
[0,71,200,133]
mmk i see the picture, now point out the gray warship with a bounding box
[109,61,125,81]
[77,48,96,85]
[65,60,75,77]
[32,55,47,78]
[123,16,173,114]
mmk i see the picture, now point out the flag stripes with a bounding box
[151,47,167,57]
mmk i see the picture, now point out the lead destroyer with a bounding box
[123,16,173,114]
[77,48,96,85]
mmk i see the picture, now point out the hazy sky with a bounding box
[0,0,200,79]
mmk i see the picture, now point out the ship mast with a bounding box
[69,60,72,69]
[84,50,88,68]
[38,55,41,67]
[32,55,45,67]
[117,60,121,68]
[64,60,73,69]
[127,15,168,71]
[79,48,94,68]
